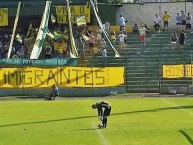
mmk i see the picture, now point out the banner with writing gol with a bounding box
[163,64,184,78]
[163,64,193,78]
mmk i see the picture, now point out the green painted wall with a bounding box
[92,4,120,25]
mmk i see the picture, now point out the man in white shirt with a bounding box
[186,12,192,31]
[118,31,126,51]
[180,11,186,30]
[100,38,107,66]
[105,20,110,35]
[154,14,162,31]
[101,47,107,58]
[119,15,125,31]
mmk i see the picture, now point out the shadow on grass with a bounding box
[1,105,193,128]
[0,95,47,100]
[75,128,99,131]
[16,96,46,99]
[179,130,193,145]
[111,105,193,116]
[0,115,96,128]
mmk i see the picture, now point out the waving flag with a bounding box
[30,1,51,59]
[51,14,56,23]
[76,16,86,26]
[47,30,62,40]
[82,34,89,41]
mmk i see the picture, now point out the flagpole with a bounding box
[26,22,32,38]
[66,0,78,58]
[7,2,22,59]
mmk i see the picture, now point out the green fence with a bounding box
[1,31,193,96]
[89,31,193,94]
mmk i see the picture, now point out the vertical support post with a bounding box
[57,56,59,84]
[158,51,161,94]
[158,33,162,94]
[145,46,147,93]
[125,52,128,92]
[191,54,193,86]
[22,58,24,96]
[185,63,188,94]
[158,32,161,94]
[91,56,93,87]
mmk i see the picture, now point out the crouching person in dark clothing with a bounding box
[92,101,111,128]
[48,84,59,100]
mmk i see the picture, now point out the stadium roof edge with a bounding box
[97,3,123,7]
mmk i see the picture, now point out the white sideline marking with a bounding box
[161,98,193,116]
[92,123,108,145]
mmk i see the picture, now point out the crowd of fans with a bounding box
[0,23,109,60]
[0,26,74,59]
[0,10,192,60]
[118,10,192,50]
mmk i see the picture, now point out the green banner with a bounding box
[0,58,77,66]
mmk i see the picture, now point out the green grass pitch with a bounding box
[0,96,193,145]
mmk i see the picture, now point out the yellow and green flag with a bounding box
[30,1,51,59]
[76,16,86,26]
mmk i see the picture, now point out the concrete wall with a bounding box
[0,87,126,97]
[116,2,193,27]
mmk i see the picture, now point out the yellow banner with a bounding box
[0,8,8,26]
[0,67,124,88]
[162,64,193,78]
[185,64,193,77]
[163,64,184,78]
[55,5,90,24]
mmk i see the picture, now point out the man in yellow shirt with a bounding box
[162,10,171,31]
[54,40,67,58]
